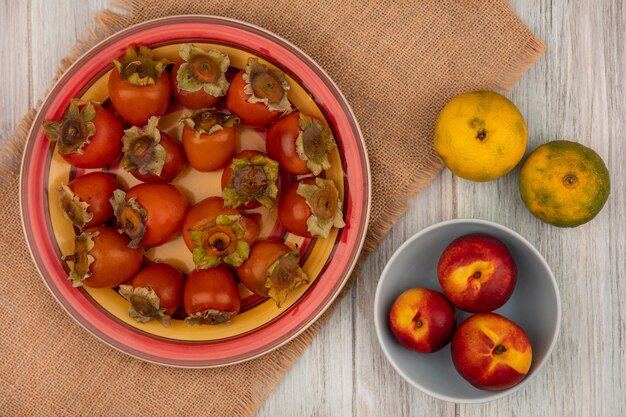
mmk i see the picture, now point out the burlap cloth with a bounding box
[0,0,543,415]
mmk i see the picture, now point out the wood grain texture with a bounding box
[29,0,109,101]
[259,294,355,417]
[0,0,30,143]
[352,172,458,417]
[1,0,624,416]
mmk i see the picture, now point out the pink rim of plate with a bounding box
[19,15,370,367]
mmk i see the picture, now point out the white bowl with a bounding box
[374,219,561,403]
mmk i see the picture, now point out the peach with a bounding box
[437,234,516,312]
[389,288,456,353]
[451,312,532,390]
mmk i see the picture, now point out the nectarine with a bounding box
[451,312,532,390]
[389,288,456,353]
[437,234,516,312]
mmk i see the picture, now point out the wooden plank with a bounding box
[352,172,457,416]
[29,0,109,102]
[459,0,626,416]
[257,293,355,417]
[0,0,30,142]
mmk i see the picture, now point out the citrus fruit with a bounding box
[519,140,610,227]
[434,91,527,182]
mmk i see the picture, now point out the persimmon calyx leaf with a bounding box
[121,116,166,176]
[242,57,292,114]
[295,113,337,175]
[222,154,279,209]
[180,108,239,139]
[265,249,309,307]
[110,189,148,248]
[58,183,93,229]
[113,45,170,86]
[190,214,249,268]
[118,285,171,327]
[176,44,230,96]
[63,230,98,287]
[185,309,237,325]
[43,99,97,155]
[297,178,345,239]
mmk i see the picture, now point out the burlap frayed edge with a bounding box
[0,110,35,186]
[361,156,445,254]
[112,0,147,24]
[494,1,546,91]
[495,34,545,91]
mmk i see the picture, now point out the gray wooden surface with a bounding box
[1,0,624,416]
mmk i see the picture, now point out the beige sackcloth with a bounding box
[0,0,544,415]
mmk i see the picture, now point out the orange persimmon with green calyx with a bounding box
[434,91,527,182]
[171,44,230,109]
[182,196,260,269]
[118,263,184,328]
[519,140,610,227]
[108,45,171,126]
[183,267,241,325]
[58,172,119,229]
[226,57,292,127]
[180,108,238,172]
[221,150,280,210]
[277,177,345,239]
[43,99,123,169]
[110,183,189,248]
[63,226,143,288]
[236,240,309,308]
[121,116,187,183]
[190,214,251,269]
[266,112,337,175]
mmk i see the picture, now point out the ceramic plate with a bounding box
[20,15,370,367]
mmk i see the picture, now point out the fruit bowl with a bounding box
[373,219,561,403]
[19,16,370,367]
